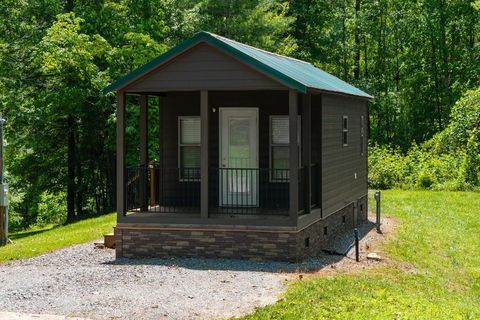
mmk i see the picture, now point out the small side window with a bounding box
[342,116,348,146]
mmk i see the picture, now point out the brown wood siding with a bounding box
[321,93,368,217]
[311,94,322,208]
[159,92,200,206]
[161,92,200,169]
[127,43,285,92]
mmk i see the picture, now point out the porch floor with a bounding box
[126,205,290,220]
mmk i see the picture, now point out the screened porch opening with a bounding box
[121,90,320,220]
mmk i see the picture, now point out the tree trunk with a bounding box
[341,0,348,80]
[67,115,76,222]
[438,0,450,124]
[65,0,74,11]
[354,0,361,80]
[363,36,368,77]
[75,143,83,216]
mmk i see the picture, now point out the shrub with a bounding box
[427,86,480,154]
[368,144,406,189]
[36,191,67,226]
[368,144,464,191]
[368,86,480,191]
[7,191,25,231]
[416,171,435,189]
[459,132,480,186]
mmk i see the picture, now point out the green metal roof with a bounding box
[104,31,373,99]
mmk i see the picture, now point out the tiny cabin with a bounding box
[105,31,372,261]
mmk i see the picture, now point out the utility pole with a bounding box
[0,117,9,246]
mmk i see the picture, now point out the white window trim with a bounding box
[178,116,201,182]
[269,115,301,183]
[342,115,348,147]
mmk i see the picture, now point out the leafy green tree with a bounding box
[177,0,297,55]
[33,12,111,220]
[460,132,480,186]
[1,0,480,228]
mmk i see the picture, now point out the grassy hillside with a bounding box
[243,190,480,319]
[0,213,116,263]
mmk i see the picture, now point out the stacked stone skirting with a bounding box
[116,195,368,261]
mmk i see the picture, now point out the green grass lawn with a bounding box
[0,213,115,263]
[243,190,480,319]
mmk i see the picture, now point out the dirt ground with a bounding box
[295,213,405,280]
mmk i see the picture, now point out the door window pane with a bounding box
[228,118,250,168]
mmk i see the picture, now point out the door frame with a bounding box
[218,107,259,207]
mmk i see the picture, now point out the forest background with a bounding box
[1,0,479,229]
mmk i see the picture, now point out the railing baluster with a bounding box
[125,165,298,217]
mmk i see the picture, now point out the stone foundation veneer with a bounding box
[116,195,368,261]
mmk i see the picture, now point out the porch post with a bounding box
[139,94,148,210]
[116,91,126,220]
[289,90,299,223]
[200,90,209,219]
[302,93,312,213]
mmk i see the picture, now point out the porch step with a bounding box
[103,232,115,249]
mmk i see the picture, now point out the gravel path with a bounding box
[0,243,289,320]
[0,216,391,320]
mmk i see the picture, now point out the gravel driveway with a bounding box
[0,243,290,320]
[0,217,386,320]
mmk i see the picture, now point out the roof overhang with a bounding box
[104,31,373,100]
[103,32,306,95]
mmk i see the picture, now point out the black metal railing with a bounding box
[209,167,289,215]
[125,165,200,214]
[125,165,320,216]
[126,165,146,211]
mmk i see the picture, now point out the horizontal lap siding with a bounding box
[161,92,200,170]
[127,43,285,91]
[321,93,368,216]
[161,91,290,170]
[161,91,290,208]
[311,94,322,207]
[160,92,200,206]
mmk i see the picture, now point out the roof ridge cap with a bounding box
[203,31,312,66]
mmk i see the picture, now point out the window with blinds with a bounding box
[270,116,301,181]
[178,117,200,180]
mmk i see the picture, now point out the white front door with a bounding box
[219,108,258,207]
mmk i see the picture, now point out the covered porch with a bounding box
[107,32,371,260]
[117,89,321,228]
